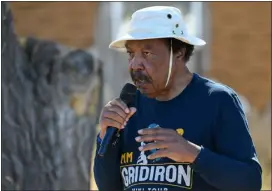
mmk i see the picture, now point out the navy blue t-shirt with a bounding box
[94,73,262,191]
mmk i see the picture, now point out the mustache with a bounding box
[130,70,152,83]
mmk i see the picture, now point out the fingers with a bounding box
[99,98,137,138]
[147,149,168,160]
[104,106,137,124]
[107,106,127,120]
[126,107,137,120]
[139,141,168,152]
[99,117,124,139]
[106,99,137,122]
[135,128,177,142]
[102,117,124,129]
[103,110,126,125]
[135,134,166,142]
[110,98,130,114]
[138,127,176,136]
[101,107,126,130]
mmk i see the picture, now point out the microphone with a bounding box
[98,83,137,157]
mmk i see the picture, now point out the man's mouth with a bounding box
[130,70,152,87]
[134,79,147,86]
[135,79,145,83]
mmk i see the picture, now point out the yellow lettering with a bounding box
[127,152,133,163]
[121,153,126,164]
[120,152,133,164]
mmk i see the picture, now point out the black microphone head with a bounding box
[120,83,137,107]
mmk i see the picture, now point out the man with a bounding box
[94,6,262,191]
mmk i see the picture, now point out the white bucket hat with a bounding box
[109,6,206,50]
[109,6,206,88]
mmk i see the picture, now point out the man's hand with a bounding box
[99,98,137,139]
[135,127,201,163]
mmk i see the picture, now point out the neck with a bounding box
[156,67,193,101]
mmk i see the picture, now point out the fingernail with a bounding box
[125,108,129,113]
[135,136,141,141]
[147,155,151,159]
[138,146,143,151]
[121,125,125,129]
[138,129,143,134]
[124,121,127,126]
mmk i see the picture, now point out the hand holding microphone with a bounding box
[98,99,136,140]
[98,83,137,156]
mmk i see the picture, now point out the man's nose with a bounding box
[130,55,145,70]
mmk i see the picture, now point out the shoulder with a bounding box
[196,74,238,97]
[199,76,245,112]
[195,74,242,107]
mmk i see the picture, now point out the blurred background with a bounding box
[2,1,271,190]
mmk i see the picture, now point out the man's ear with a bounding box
[175,48,186,61]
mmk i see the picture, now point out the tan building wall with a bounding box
[208,2,271,111]
[9,2,98,48]
[10,2,271,111]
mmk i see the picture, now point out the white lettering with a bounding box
[148,188,168,191]
[135,166,139,182]
[178,165,191,186]
[149,166,155,181]
[121,164,192,188]
[165,165,176,183]
[139,166,149,181]
[128,166,135,185]
[154,166,165,181]
[122,168,129,187]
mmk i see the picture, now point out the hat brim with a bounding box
[109,33,206,52]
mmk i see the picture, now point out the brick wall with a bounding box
[9,2,98,48]
[208,2,271,111]
[9,2,271,111]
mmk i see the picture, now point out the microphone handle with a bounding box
[98,127,117,156]
[97,83,136,157]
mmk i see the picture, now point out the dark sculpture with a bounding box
[2,2,103,190]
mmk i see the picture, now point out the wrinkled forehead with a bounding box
[125,39,167,50]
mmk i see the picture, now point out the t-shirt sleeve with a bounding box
[94,131,123,191]
[191,88,262,190]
